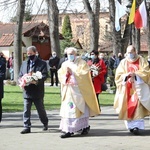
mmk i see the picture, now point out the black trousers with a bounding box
[0,99,2,122]
[96,94,100,106]
[50,69,58,86]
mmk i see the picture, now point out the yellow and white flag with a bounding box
[128,0,136,24]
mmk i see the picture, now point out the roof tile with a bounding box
[0,34,14,46]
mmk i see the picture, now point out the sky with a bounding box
[0,0,47,23]
[0,0,111,23]
[0,0,130,23]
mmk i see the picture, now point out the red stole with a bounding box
[126,59,139,119]
[66,71,71,83]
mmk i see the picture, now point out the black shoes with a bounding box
[21,125,48,134]
[20,128,31,134]
[81,126,90,135]
[60,126,90,138]
[43,124,48,131]
[60,132,72,138]
[130,127,140,135]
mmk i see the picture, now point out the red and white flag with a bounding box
[134,1,147,29]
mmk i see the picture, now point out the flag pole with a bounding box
[129,23,133,45]
[128,0,136,45]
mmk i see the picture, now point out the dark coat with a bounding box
[0,56,6,64]
[0,60,6,99]
[19,57,48,99]
[114,57,123,69]
[108,57,116,70]
[49,56,60,70]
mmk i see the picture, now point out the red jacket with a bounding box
[92,59,107,94]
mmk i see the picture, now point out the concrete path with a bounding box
[0,106,150,150]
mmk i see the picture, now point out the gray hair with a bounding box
[27,46,37,53]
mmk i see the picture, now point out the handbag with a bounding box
[101,83,108,91]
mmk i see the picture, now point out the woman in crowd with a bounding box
[87,50,107,108]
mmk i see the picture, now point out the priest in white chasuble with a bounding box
[58,47,100,138]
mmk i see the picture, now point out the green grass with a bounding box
[3,85,115,112]
[99,92,115,106]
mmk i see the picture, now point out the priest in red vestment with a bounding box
[114,45,150,135]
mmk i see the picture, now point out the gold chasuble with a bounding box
[114,56,150,120]
[58,57,100,118]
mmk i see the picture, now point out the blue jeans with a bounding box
[9,68,14,80]
[23,98,48,129]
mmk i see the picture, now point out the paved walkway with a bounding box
[0,106,150,150]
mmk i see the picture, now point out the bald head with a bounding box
[126,45,137,60]
[118,53,122,57]
[99,53,104,59]
[126,45,136,54]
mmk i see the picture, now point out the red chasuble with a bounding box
[126,59,139,119]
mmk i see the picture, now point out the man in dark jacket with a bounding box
[0,59,6,122]
[114,53,123,69]
[19,46,48,134]
[49,51,60,86]
[0,52,6,64]
[108,53,116,72]
[108,53,116,87]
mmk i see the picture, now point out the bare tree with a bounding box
[108,0,129,55]
[83,0,100,52]
[108,0,150,55]
[13,0,26,82]
[46,0,60,57]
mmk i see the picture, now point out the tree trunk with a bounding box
[108,0,122,55]
[121,17,131,54]
[135,29,140,53]
[46,0,60,57]
[83,0,100,52]
[14,0,26,82]
[108,0,131,55]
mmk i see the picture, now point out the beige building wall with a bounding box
[58,12,111,51]
[22,36,32,52]
[0,47,10,60]
[32,12,111,52]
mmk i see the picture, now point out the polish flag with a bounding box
[134,1,147,29]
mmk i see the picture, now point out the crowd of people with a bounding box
[0,45,150,138]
